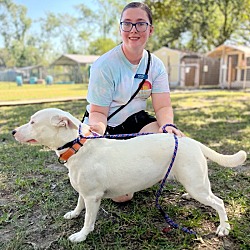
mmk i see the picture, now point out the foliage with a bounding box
[0,91,249,249]
[0,0,36,67]
[1,0,250,66]
[39,12,84,56]
[77,0,129,41]
[145,0,250,52]
[0,0,129,67]
[88,38,118,55]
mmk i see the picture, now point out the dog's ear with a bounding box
[50,115,78,129]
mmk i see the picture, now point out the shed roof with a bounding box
[18,65,43,70]
[207,44,250,58]
[51,54,100,66]
[153,46,187,55]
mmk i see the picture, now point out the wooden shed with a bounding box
[180,54,220,87]
[207,44,250,89]
[154,47,220,87]
[50,54,99,83]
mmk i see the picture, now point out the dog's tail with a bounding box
[199,143,247,167]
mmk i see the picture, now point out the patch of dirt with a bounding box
[46,163,67,172]
[233,164,250,175]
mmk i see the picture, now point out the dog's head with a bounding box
[12,108,90,150]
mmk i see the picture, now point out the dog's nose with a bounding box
[12,130,16,136]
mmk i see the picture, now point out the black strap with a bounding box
[107,50,151,121]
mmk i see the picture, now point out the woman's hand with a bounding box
[89,122,106,135]
[159,124,185,137]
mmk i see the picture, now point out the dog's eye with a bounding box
[30,121,35,125]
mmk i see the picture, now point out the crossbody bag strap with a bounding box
[107,50,151,121]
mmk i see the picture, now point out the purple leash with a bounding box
[155,132,196,235]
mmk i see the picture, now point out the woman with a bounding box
[83,2,184,202]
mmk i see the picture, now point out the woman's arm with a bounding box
[152,92,184,136]
[88,104,109,135]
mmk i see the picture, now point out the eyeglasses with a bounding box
[120,22,150,32]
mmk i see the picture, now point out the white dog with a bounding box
[12,108,247,243]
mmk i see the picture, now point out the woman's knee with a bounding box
[139,121,160,133]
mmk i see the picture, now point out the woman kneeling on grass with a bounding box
[83,2,184,202]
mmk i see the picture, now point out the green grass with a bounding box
[0,90,250,249]
[0,82,88,101]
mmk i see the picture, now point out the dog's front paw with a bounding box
[216,224,230,236]
[64,211,80,219]
[182,193,192,200]
[69,231,86,242]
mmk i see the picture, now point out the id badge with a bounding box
[134,74,148,80]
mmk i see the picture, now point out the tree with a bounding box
[0,0,34,66]
[145,0,250,52]
[76,0,129,44]
[39,12,81,55]
[88,38,117,55]
[0,0,46,66]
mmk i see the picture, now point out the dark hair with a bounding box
[120,2,153,25]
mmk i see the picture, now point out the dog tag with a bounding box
[134,74,148,79]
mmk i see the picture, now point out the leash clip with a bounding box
[58,157,67,164]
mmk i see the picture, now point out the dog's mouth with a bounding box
[26,139,38,143]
